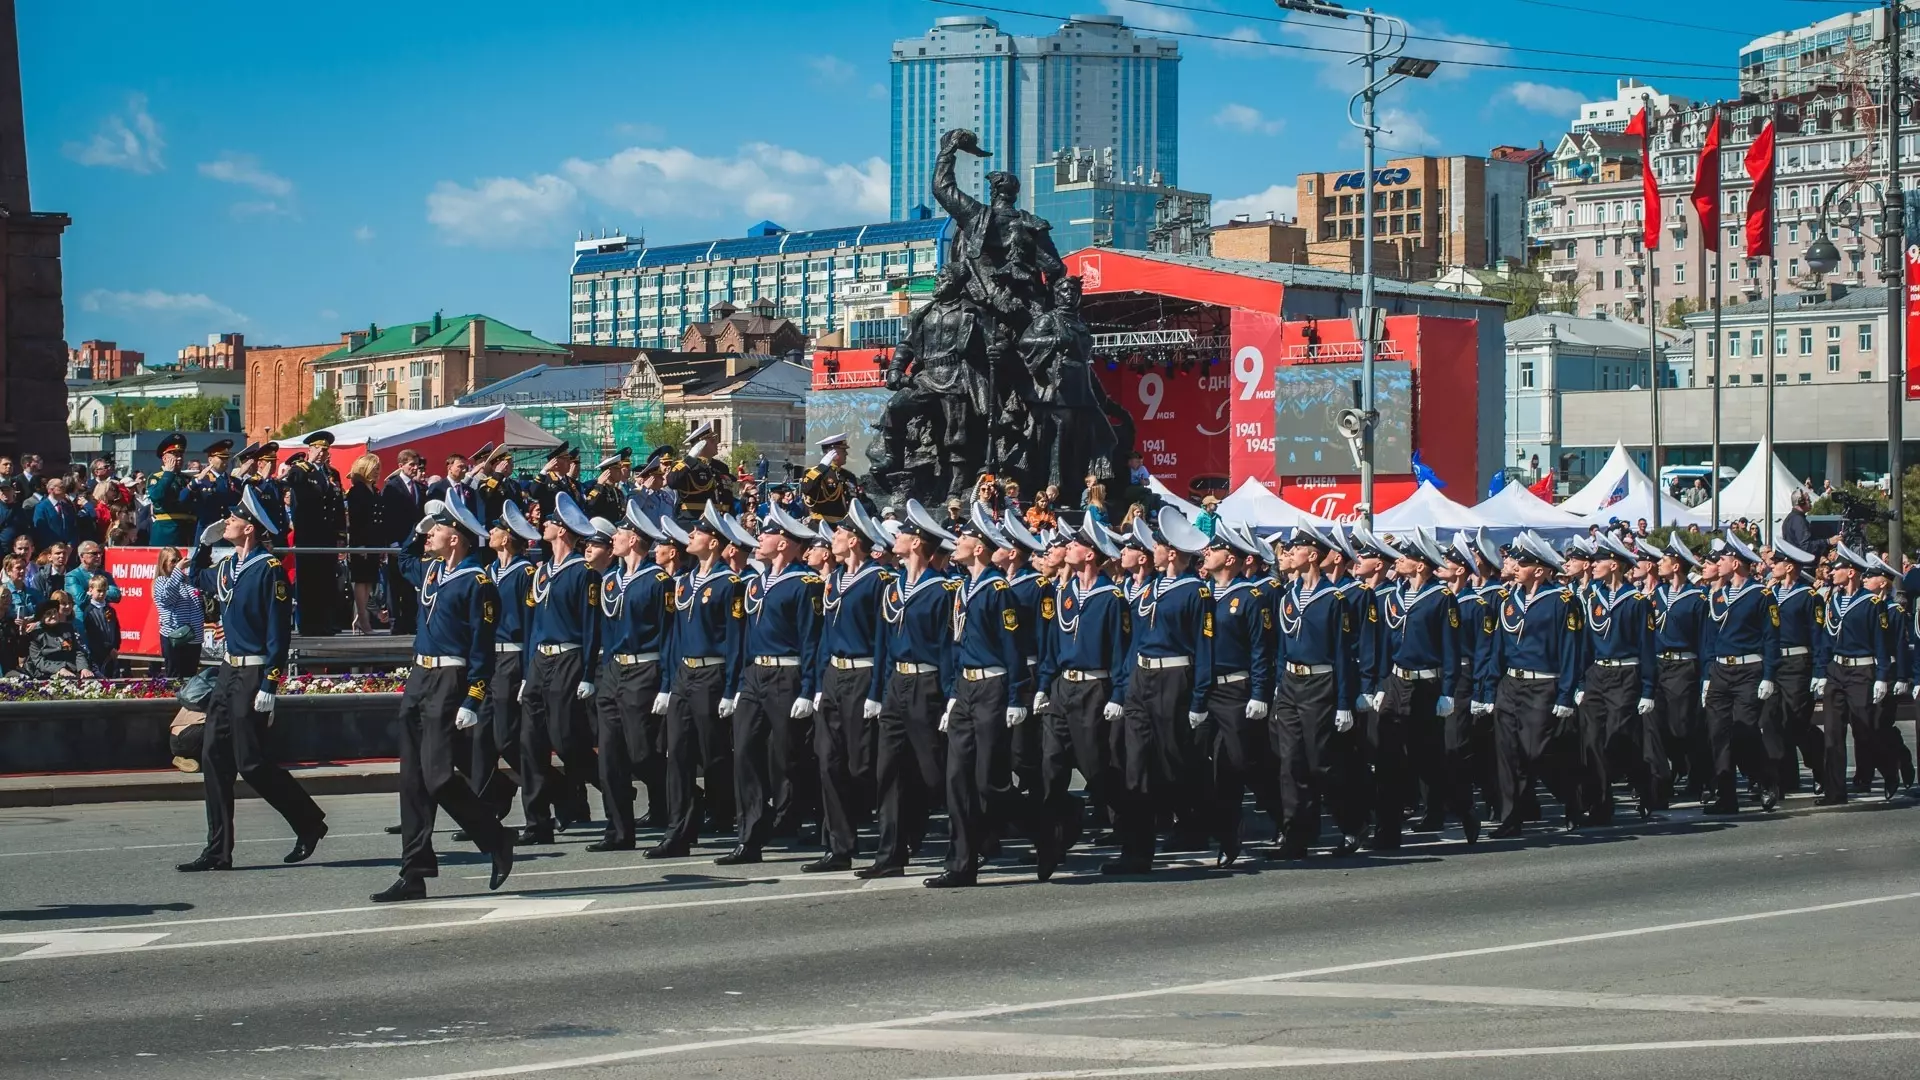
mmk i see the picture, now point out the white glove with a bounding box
[1334,710,1354,732]
[939,700,954,732]
[1471,700,1493,716]
[576,681,594,700]
[1873,680,1888,704]
[1246,698,1269,721]
[720,695,740,717]
[812,692,822,711]
[1756,680,1775,701]
[1897,681,1911,698]
[518,681,531,704]
[791,697,815,719]
[1368,692,1384,713]
[1102,701,1124,721]
[1574,690,1586,706]
[253,690,275,714]
[455,706,480,730]
[863,698,881,719]
[1435,696,1455,716]
[1700,681,1711,706]
[1636,697,1655,716]
[1032,691,1050,712]
[652,691,671,714]
[1006,706,1028,728]
[1809,678,1828,698]
[1551,704,1575,719]
[1187,710,1207,729]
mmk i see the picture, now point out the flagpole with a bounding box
[1764,252,1776,544]
[1711,241,1723,530]
[1648,242,1662,531]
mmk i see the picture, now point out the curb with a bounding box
[0,763,400,808]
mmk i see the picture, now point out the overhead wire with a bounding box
[1502,0,1768,39]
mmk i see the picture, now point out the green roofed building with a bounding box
[313,312,570,419]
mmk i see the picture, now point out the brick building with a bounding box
[66,339,143,382]
[1296,154,1529,279]
[311,313,568,423]
[678,299,807,356]
[244,342,339,439]
[178,332,245,371]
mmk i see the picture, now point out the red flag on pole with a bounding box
[1624,106,1660,252]
[1743,119,1776,258]
[1528,470,1555,500]
[1690,112,1722,253]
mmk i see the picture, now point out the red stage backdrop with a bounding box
[1094,363,1231,498]
[1907,245,1920,400]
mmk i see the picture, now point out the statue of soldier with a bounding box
[867,266,993,502]
[1017,276,1122,494]
[934,128,1067,352]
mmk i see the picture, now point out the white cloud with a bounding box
[198,152,294,196]
[559,142,888,228]
[352,225,376,243]
[426,174,579,247]
[63,93,165,173]
[1501,81,1585,116]
[80,288,246,324]
[1212,184,1298,224]
[1101,0,1196,33]
[1377,107,1441,151]
[808,55,857,83]
[1213,103,1284,136]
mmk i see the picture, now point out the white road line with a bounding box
[385,887,1920,1080]
[0,830,393,858]
[792,1029,1323,1063]
[1197,981,1920,1019]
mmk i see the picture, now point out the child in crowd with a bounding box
[79,574,120,679]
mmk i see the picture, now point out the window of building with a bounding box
[1788,223,1799,242]
[1776,328,1788,355]
[1728,332,1742,358]
[1565,240,1576,259]
[1860,370,1874,381]
[1860,323,1874,352]
[1519,360,1535,388]
[1389,190,1404,210]
[1705,374,1717,385]
[1674,264,1685,284]
[1613,236,1623,256]
[1339,219,1352,239]
[1750,329,1764,355]
[1800,327,1814,355]
[1408,190,1421,208]
[1594,237,1605,257]
[1614,269,1624,289]
[1776,373,1788,384]
[1595,271,1605,291]
[1389,215,1402,233]
[1729,260,1740,280]
[1829,344,1842,372]
[1799,372,1812,383]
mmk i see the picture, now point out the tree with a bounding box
[1483,278,1544,320]
[103,396,231,435]
[726,441,759,470]
[275,390,341,439]
[1811,470,1920,555]
[1541,276,1591,314]
[1664,295,1697,329]
[640,417,688,459]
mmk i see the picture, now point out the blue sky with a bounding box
[23,0,1838,361]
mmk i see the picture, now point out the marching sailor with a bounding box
[1651,535,1710,805]
[1273,525,1367,858]
[1478,532,1584,838]
[810,501,893,872]
[1198,521,1273,865]
[483,500,542,823]
[1036,519,1131,861]
[1367,528,1461,848]
[1813,543,1892,804]
[588,500,676,851]
[1768,539,1824,794]
[1575,533,1659,823]
[1700,532,1783,814]
[516,491,604,842]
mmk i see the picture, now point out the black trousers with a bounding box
[1493,675,1580,827]
[161,635,201,678]
[1704,659,1778,803]
[1823,663,1892,799]
[293,554,336,637]
[1654,657,1705,799]
[873,669,945,870]
[1374,673,1439,845]
[1272,670,1364,850]
[487,650,525,821]
[816,661,878,861]
[198,664,324,863]
[1771,653,1822,792]
[1041,674,1116,841]
[386,560,418,634]
[1421,665,1483,829]
[520,648,593,830]
[1577,662,1661,821]
[945,673,1036,874]
[1203,675,1267,854]
[594,656,662,846]
[1011,660,1044,796]
[397,667,506,879]
[1116,664,1195,862]
[733,662,802,853]
[662,661,734,849]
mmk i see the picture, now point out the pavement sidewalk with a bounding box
[0,760,400,808]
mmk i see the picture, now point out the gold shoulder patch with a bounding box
[1040,596,1056,619]
[1199,585,1212,600]
[482,599,497,624]
[1002,608,1019,631]
[1770,603,1780,628]
[731,596,744,619]
[993,579,1009,590]
[1448,607,1460,629]
[273,580,289,602]
[586,581,599,606]
[266,556,282,569]
[1202,611,1214,637]
[803,574,823,585]
[943,580,960,592]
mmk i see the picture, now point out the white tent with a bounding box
[1700,440,1809,531]
[1472,482,1592,539]
[284,405,561,454]
[1215,477,1333,529]
[1147,476,1204,520]
[1560,443,1705,527]
[1372,481,1484,532]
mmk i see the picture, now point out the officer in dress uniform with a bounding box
[373,491,514,902]
[189,439,240,540]
[471,444,520,526]
[648,505,745,857]
[285,430,346,637]
[809,501,892,872]
[1037,518,1131,862]
[633,446,678,525]
[1651,535,1709,805]
[1108,507,1213,875]
[1479,532,1585,838]
[1574,533,1659,824]
[515,492,604,842]
[1813,543,1892,804]
[1700,531,1783,814]
[800,434,859,523]
[667,422,737,519]
[583,448,633,522]
[147,433,199,547]
[1768,539,1825,795]
[1272,525,1365,857]
[523,444,573,522]
[244,442,286,512]
[587,498,676,852]
[1366,528,1462,849]
[483,500,540,824]
[176,486,327,873]
[722,502,824,865]
[859,500,956,879]
[1198,521,1273,866]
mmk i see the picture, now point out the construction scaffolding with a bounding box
[480,359,666,475]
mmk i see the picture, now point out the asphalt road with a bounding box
[1,788,1917,1080]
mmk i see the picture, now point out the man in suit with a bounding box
[382,449,429,634]
[285,431,347,637]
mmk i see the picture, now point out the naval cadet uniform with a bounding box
[1273,573,1364,855]
[1575,582,1658,822]
[1371,579,1461,847]
[593,555,674,849]
[731,563,824,858]
[655,561,745,854]
[1433,581,1493,834]
[868,567,956,874]
[1481,583,1584,831]
[940,566,1043,883]
[1118,570,1213,867]
[1004,567,1047,796]
[1814,586,1891,802]
[1772,580,1824,793]
[1701,578,1782,811]
[815,559,893,863]
[518,547,602,839]
[1652,580,1711,802]
[485,552,534,819]
[1203,573,1273,860]
[1037,574,1131,853]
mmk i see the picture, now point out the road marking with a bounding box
[419,898,595,921]
[0,831,393,859]
[792,1029,1328,1063]
[1197,981,1920,1019]
[384,886,1920,1080]
[0,930,170,957]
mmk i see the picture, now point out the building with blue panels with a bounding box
[1028,147,1211,255]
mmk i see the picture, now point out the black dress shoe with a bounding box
[371,877,428,903]
[1328,834,1364,857]
[1816,794,1848,807]
[489,835,515,891]
[1463,820,1481,845]
[1216,844,1241,869]
[284,823,328,864]
[1760,787,1780,812]
[1411,815,1444,833]
[1487,821,1522,839]
[1362,835,1401,852]
[384,823,403,835]
[1272,843,1310,860]
[923,869,976,888]
[713,847,762,866]
[801,855,853,873]
[854,863,905,879]
[452,829,472,843]
[585,839,634,853]
[176,854,231,873]
[643,842,690,859]
[517,826,556,845]
[1036,829,1063,883]
[1099,857,1153,875]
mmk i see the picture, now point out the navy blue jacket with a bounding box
[598,560,675,667]
[201,547,293,692]
[1773,583,1818,655]
[1581,582,1656,700]
[1482,583,1582,708]
[1372,579,1461,695]
[1209,576,1273,703]
[1038,573,1133,704]
[821,561,892,703]
[397,548,499,702]
[743,564,825,697]
[1132,571,1214,714]
[1704,579,1780,681]
[664,562,745,696]
[524,552,602,666]
[1653,582,1710,659]
[953,567,1024,707]
[881,566,958,697]
[1813,588,1889,682]
[491,556,535,648]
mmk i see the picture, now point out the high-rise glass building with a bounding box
[890,13,1179,219]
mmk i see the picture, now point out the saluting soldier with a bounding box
[516,492,604,843]
[588,499,676,852]
[242,441,286,511]
[482,499,541,823]
[800,434,859,523]
[667,422,736,519]
[1701,532,1783,814]
[284,430,346,637]
[809,501,893,873]
[1575,533,1659,824]
[176,486,328,873]
[470,444,521,526]
[189,439,240,540]
[1813,543,1893,804]
[1768,539,1825,794]
[1367,528,1461,849]
[1197,521,1273,866]
[583,448,633,522]
[372,491,514,902]
[523,444,574,522]
[1479,532,1584,838]
[1036,519,1130,862]
[1651,535,1710,806]
[147,432,198,547]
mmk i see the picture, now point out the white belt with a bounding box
[1060,668,1109,682]
[226,654,268,667]
[536,642,581,656]
[614,651,661,665]
[1780,645,1810,657]
[1833,655,1877,668]
[894,662,939,675]
[414,654,467,669]
[830,656,875,669]
[1658,651,1696,661]
[1716,653,1762,667]
[1286,662,1333,676]
[1392,665,1439,681]
[682,655,725,668]
[1592,658,1638,668]
[496,642,523,653]
[1505,668,1555,681]
[962,665,1007,681]
[754,655,801,667]
[1025,656,1039,667]
[1137,655,1191,670]
[1215,670,1249,685]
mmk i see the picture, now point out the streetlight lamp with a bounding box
[1277,0,1438,522]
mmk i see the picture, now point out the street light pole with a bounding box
[1886,0,1904,572]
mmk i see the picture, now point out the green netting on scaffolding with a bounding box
[503,399,664,477]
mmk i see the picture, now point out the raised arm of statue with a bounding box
[934,129,989,226]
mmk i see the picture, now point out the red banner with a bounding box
[104,546,166,658]
[1907,245,1920,401]
[1228,310,1283,493]
[1094,363,1231,499]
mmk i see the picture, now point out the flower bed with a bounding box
[0,670,409,703]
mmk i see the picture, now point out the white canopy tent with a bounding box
[1470,482,1593,541]
[1560,443,1705,527]
[1697,440,1809,533]
[283,405,561,454]
[1215,477,1333,530]
[1372,481,1485,533]
[1147,475,1204,520]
